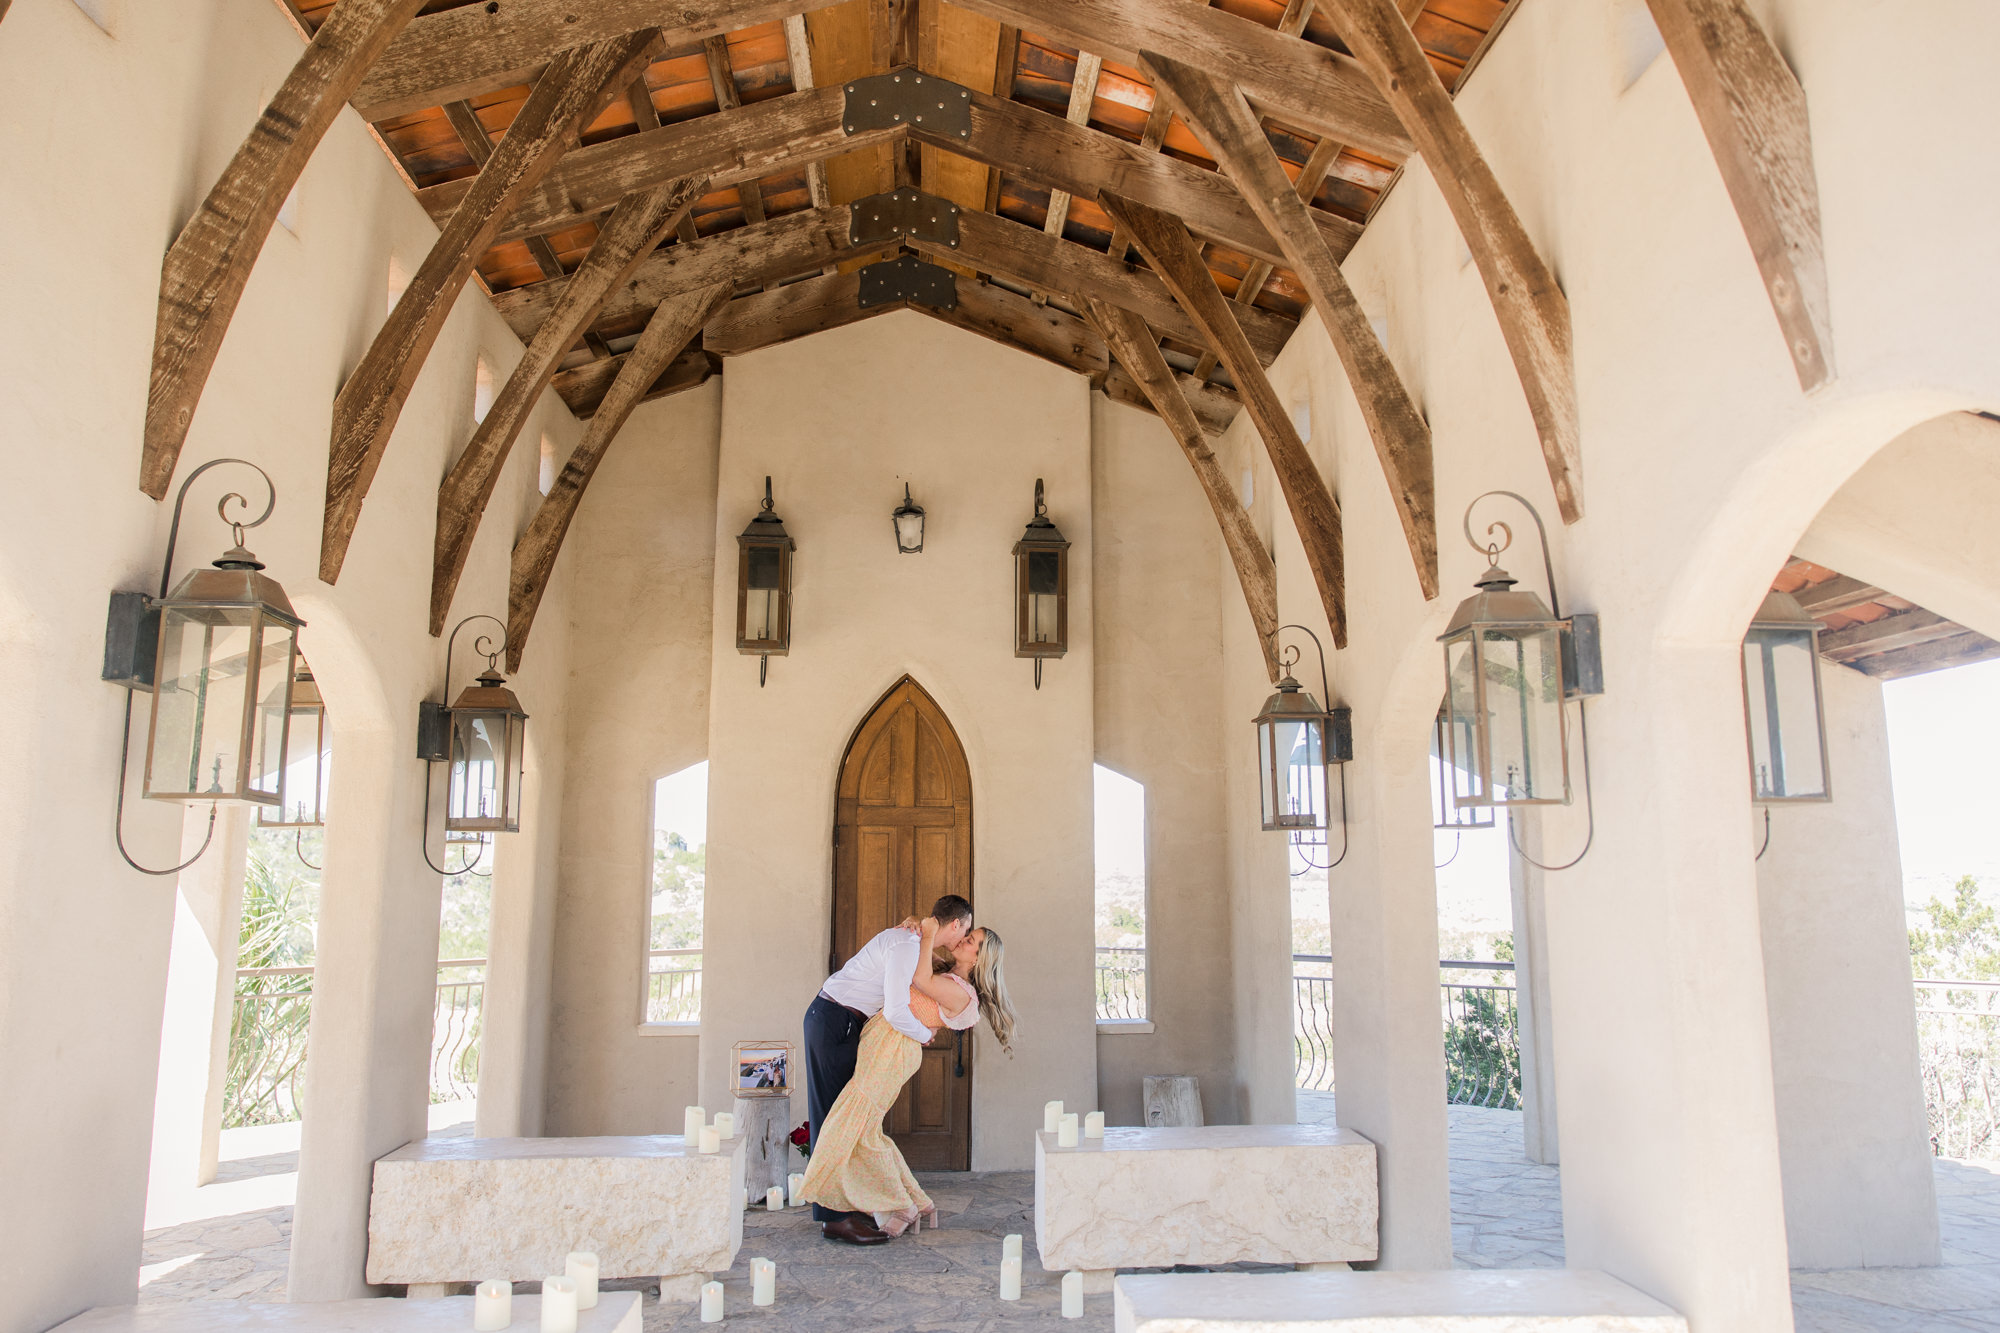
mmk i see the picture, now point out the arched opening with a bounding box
[646,761,708,1024]
[1092,763,1148,1023]
[830,676,973,1170]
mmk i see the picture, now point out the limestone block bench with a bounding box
[54,1292,642,1331]
[1036,1124,1378,1289]
[1112,1271,1686,1332]
[367,1133,746,1301]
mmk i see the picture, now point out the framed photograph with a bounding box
[733,1040,793,1097]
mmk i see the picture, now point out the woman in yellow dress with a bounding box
[800,918,1016,1236]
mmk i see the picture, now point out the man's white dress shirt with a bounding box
[821,926,934,1044]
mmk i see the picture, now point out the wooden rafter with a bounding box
[1646,0,1833,391]
[140,0,427,499]
[442,99,567,281]
[1041,51,1104,243]
[351,0,847,121]
[1084,297,1281,680]
[430,177,708,635]
[926,275,1110,380]
[783,15,834,212]
[552,344,719,419]
[1143,52,1436,600]
[506,281,736,672]
[1103,363,1241,436]
[1316,0,1580,522]
[1233,133,1342,312]
[1104,192,1346,645]
[320,32,660,584]
[704,269,903,357]
[702,35,768,228]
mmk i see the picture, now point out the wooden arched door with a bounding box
[832,677,973,1171]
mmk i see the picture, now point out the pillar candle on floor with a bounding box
[1002,1233,1021,1262]
[999,1256,1021,1301]
[1058,1112,1079,1148]
[1061,1270,1083,1318]
[684,1106,705,1140]
[540,1276,579,1333]
[712,1111,735,1139]
[766,1186,785,1211]
[1084,1111,1104,1138]
[473,1280,511,1331]
[752,1257,776,1306]
[1043,1100,1063,1133]
[565,1252,598,1310]
[788,1171,807,1206]
[699,1126,720,1154]
[700,1280,725,1322]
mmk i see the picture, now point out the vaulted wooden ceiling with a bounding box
[142,0,1831,668]
[1777,558,2000,682]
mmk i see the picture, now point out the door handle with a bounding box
[954,1027,965,1078]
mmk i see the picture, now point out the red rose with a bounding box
[790,1122,810,1147]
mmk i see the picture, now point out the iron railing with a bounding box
[1095,946,1147,1021]
[1290,956,1522,1108]
[1293,954,1335,1091]
[646,948,703,1023]
[224,960,488,1126]
[1915,978,2000,1159]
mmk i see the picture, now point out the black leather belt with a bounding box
[815,992,870,1023]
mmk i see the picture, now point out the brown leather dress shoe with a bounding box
[821,1216,891,1246]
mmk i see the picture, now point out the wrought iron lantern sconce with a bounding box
[418,616,528,876]
[736,477,794,687]
[1744,589,1832,859]
[257,660,331,869]
[1013,479,1069,689]
[1431,702,1494,869]
[1438,492,1603,871]
[1254,624,1353,875]
[102,459,304,875]
[892,482,926,554]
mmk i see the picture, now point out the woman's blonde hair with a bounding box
[969,927,1017,1054]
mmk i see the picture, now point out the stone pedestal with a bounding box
[733,1095,794,1199]
[1111,1271,1684,1332]
[52,1292,644,1331]
[1035,1124,1376,1272]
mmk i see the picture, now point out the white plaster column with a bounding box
[146,803,251,1221]
[287,727,445,1301]
[1754,664,1938,1268]
[1549,641,1794,1330]
[1508,836,1560,1166]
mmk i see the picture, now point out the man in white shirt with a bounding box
[804,893,973,1244]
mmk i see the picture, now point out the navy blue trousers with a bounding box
[803,994,871,1224]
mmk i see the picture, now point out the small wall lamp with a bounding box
[419,615,528,876]
[1744,588,1832,860]
[258,659,330,869]
[1013,479,1069,689]
[892,483,926,554]
[1253,624,1352,875]
[102,459,304,876]
[736,477,794,688]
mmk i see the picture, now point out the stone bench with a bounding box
[367,1133,746,1301]
[53,1292,642,1332]
[1035,1124,1378,1288]
[1113,1271,1687,1332]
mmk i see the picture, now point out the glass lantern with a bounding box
[1254,674,1351,832]
[259,662,329,828]
[1013,479,1069,660]
[1432,704,1494,829]
[1743,590,1831,802]
[145,539,302,808]
[892,483,925,554]
[1438,561,1570,807]
[443,666,529,835]
[737,477,794,660]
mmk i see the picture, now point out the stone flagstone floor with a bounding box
[137,1100,2000,1330]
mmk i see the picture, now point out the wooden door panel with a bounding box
[834,678,973,1171]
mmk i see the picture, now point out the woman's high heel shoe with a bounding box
[918,1205,938,1230]
[881,1208,920,1238]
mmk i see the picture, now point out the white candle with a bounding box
[700,1280,725,1323]
[564,1252,598,1310]
[712,1111,735,1139]
[1002,1233,1022,1262]
[699,1125,720,1154]
[473,1280,511,1331]
[751,1257,776,1306]
[788,1172,807,1206]
[540,1275,579,1333]
[999,1256,1021,1301]
[766,1185,785,1211]
[684,1106,705,1141]
[1084,1111,1105,1139]
[1061,1270,1084,1318]
[1043,1100,1064,1133]
[1057,1112,1079,1148]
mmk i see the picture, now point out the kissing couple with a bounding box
[796,895,1016,1244]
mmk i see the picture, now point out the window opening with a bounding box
[472,355,496,424]
[1093,763,1148,1022]
[648,762,708,1023]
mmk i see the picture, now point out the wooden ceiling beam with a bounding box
[929,274,1111,379]
[1791,575,1884,616]
[702,35,768,228]
[506,280,735,671]
[783,15,835,212]
[1084,296,1281,680]
[1144,52,1436,600]
[430,177,707,636]
[1042,51,1104,243]
[552,344,719,419]
[1102,363,1241,436]
[321,32,659,584]
[1816,609,1959,660]
[1646,0,1833,391]
[1317,0,1580,522]
[1233,131,1342,311]
[1849,631,2000,682]
[141,0,428,499]
[1103,191,1346,645]
[704,269,904,357]
[352,0,848,122]
[946,0,1409,159]
[444,97,566,281]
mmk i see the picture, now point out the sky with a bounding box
[1094,763,1146,880]
[654,760,710,849]
[1883,657,2000,906]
